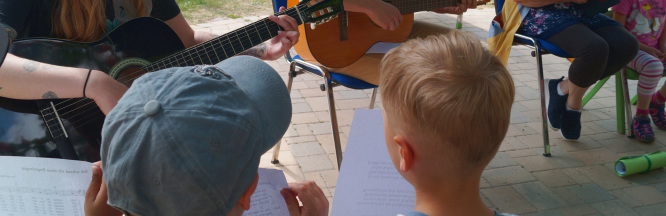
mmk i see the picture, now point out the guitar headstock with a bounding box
[297,0,344,26]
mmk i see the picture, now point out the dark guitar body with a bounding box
[0,17,185,161]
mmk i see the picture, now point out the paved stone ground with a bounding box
[192,8,666,215]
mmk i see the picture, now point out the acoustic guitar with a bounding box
[288,0,459,68]
[0,0,342,161]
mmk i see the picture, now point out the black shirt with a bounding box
[0,0,181,40]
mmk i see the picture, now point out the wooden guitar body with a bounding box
[289,0,414,68]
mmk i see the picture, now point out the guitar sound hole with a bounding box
[115,66,147,87]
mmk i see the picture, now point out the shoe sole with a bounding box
[544,79,560,131]
[559,130,579,141]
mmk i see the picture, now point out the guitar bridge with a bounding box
[50,101,69,138]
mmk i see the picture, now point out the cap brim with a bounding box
[216,56,292,152]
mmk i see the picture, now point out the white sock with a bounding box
[556,81,566,96]
[566,104,581,112]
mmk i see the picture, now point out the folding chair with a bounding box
[495,0,575,157]
[270,0,379,170]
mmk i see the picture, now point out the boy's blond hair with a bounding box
[380,31,514,165]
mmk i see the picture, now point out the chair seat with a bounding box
[515,37,572,58]
[293,55,378,89]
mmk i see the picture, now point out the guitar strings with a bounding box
[41,4,300,114]
[40,4,309,139]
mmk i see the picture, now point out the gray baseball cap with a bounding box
[100,56,291,216]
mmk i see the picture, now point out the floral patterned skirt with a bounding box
[518,2,621,39]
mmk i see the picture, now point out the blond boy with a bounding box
[380,32,516,216]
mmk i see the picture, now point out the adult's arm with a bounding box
[344,0,403,31]
[163,9,299,61]
[514,0,587,8]
[0,54,127,114]
[0,1,126,114]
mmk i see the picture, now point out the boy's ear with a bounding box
[238,174,260,210]
[393,135,414,172]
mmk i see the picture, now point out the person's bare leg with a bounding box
[558,79,585,111]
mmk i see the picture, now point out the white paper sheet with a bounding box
[366,42,402,54]
[243,168,290,216]
[330,109,416,216]
[0,156,92,216]
[0,158,291,216]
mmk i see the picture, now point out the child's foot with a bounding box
[632,115,655,143]
[545,77,568,130]
[560,109,581,141]
[649,101,666,130]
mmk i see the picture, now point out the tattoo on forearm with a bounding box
[239,43,267,58]
[42,91,58,99]
[41,64,63,71]
[23,60,40,72]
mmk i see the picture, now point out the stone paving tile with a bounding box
[591,200,641,216]
[291,112,321,124]
[499,137,530,152]
[339,90,369,99]
[309,122,333,135]
[481,186,537,214]
[550,186,587,206]
[620,185,666,206]
[486,152,519,169]
[295,154,335,172]
[284,135,318,144]
[291,102,313,113]
[483,166,536,186]
[573,165,634,190]
[609,188,646,208]
[539,147,586,169]
[289,142,326,157]
[569,148,620,165]
[556,204,599,216]
[634,203,666,216]
[532,169,577,188]
[513,155,556,172]
[566,183,616,203]
[505,148,540,158]
[512,182,567,210]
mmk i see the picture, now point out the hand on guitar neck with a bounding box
[344,0,478,31]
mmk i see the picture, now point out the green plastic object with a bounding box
[456,14,463,29]
[615,151,666,177]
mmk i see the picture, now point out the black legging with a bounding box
[544,23,639,88]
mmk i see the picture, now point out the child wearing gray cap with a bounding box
[82,56,328,216]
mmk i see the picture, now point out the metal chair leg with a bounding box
[271,63,298,164]
[620,68,634,137]
[369,88,378,109]
[323,77,343,170]
[514,34,551,156]
[534,42,551,156]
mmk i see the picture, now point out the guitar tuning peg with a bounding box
[310,23,316,30]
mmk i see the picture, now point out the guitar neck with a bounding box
[144,4,306,72]
[386,0,460,14]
